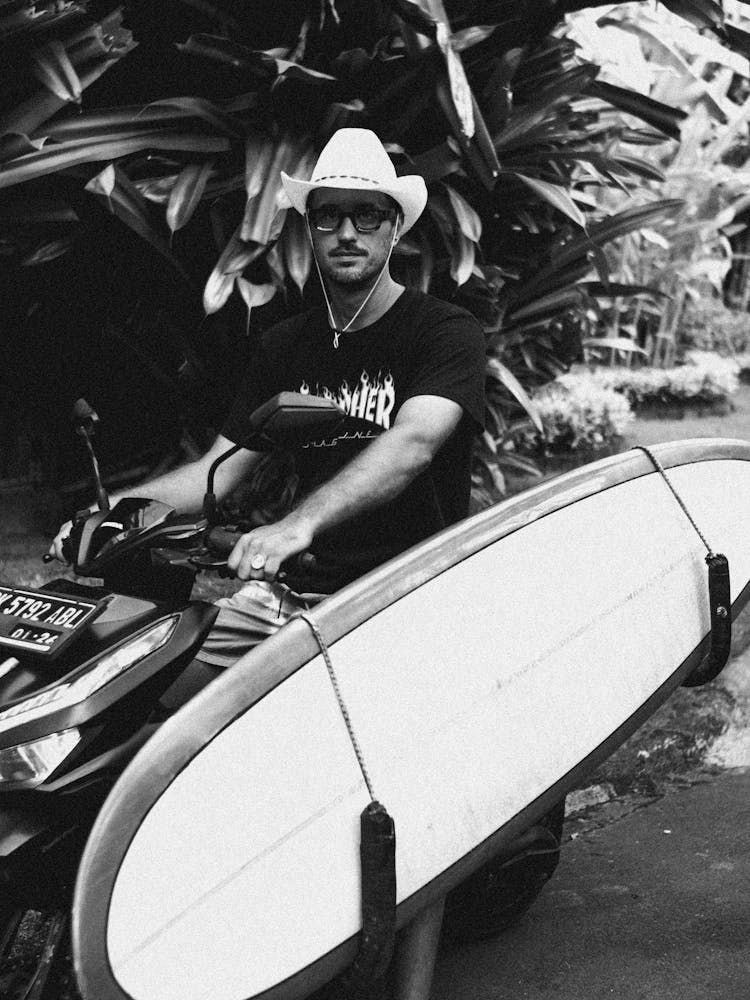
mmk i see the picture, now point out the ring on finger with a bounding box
[250,553,266,571]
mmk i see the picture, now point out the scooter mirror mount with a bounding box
[72,398,110,512]
[202,392,347,524]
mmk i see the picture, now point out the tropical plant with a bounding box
[579,349,740,406]
[519,374,635,454]
[565,4,750,369]
[1,1,748,498]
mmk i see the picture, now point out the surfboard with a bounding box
[72,439,750,1000]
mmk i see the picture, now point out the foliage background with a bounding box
[2,0,750,505]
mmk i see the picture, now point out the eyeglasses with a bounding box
[307,204,398,233]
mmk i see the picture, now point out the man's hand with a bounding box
[226,516,314,581]
[48,519,74,563]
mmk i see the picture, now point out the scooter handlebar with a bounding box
[204,527,317,575]
[205,526,244,555]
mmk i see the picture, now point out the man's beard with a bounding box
[323,256,383,290]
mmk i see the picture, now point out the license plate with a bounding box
[0,586,105,658]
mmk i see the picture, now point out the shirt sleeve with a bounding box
[402,309,486,431]
[220,343,277,444]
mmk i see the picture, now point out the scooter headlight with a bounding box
[0,728,81,789]
[0,616,179,735]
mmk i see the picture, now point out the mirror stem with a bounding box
[82,431,110,511]
[204,444,244,524]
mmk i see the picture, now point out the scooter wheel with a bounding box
[0,903,25,961]
[0,904,29,997]
[0,907,75,1000]
[441,797,566,942]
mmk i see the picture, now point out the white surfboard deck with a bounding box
[73,440,750,1000]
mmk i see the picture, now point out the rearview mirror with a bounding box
[203,393,349,524]
[245,392,345,448]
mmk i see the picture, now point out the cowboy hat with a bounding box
[280,128,427,236]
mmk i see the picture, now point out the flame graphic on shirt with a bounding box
[300,371,395,430]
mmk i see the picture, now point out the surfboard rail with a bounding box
[72,438,750,1000]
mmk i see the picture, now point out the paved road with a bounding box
[432,769,750,1000]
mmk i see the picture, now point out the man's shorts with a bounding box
[197,580,324,669]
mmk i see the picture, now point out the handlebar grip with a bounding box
[204,527,317,579]
[61,535,73,563]
[205,526,243,555]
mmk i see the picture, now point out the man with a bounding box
[51,128,485,661]
[50,127,486,998]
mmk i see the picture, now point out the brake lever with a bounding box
[189,552,231,571]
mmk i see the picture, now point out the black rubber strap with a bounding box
[634,447,732,686]
[683,553,732,687]
[298,614,397,997]
[335,802,397,998]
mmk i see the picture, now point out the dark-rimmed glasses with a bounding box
[307,204,398,233]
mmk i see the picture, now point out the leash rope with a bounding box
[634,445,714,556]
[298,612,377,801]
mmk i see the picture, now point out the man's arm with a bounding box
[227,395,464,581]
[48,434,260,562]
[113,434,261,513]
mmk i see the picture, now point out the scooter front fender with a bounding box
[0,792,100,907]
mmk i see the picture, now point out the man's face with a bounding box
[307,188,400,289]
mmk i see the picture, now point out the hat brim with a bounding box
[280,172,427,236]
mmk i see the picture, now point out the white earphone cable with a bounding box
[306,214,400,349]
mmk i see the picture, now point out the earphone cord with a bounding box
[306,216,399,349]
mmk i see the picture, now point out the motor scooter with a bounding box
[0,391,349,1000]
[0,391,564,999]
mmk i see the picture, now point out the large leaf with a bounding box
[586,81,689,139]
[660,0,725,33]
[450,231,475,286]
[579,282,669,301]
[582,336,649,357]
[176,35,336,83]
[444,183,481,241]
[203,225,267,315]
[451,25,498,51]
[31,41,81,103]
[142,98,243,138]
[166,160,214,233]
[0,197,78,224]
[609,154,666,183]
[429,5,479,141]
[434,77,499,188]
[281,209,312,294]
[242,133,313,244]
[506,287,585,323]
[237,278,277,326]
[494,64,600,152]
[0,2,88,38]
[509,172,586,227]
[85,164,189,279]
[408,141,461,185]
[21,236,76,266]
[486,357,543,433]
[725,23,750,60]
[40,96,252,142]
[0,130,230,190]
[1,23,136,138]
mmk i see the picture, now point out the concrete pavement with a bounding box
[432,769,750,999]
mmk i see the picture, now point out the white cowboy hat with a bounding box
[280,128,428,236]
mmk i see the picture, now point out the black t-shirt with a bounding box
[222,288,485,592]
